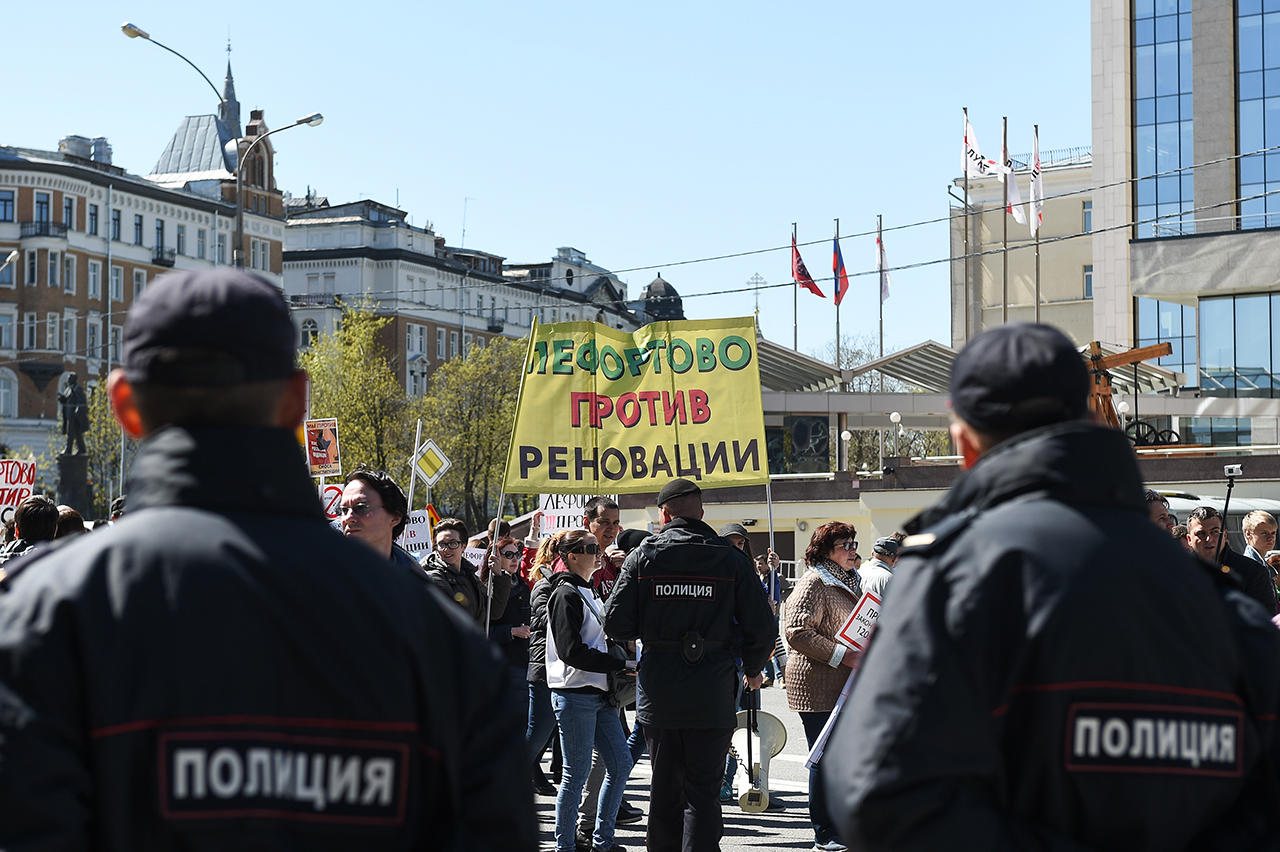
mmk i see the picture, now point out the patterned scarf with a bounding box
[810,558,862,601]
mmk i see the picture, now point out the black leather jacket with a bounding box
[823,422,1280,851]
[0,426,534,851]
[604,516,776,729]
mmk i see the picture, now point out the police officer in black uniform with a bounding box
[0,268,535,851]
[604,478,776,852]
[822,323,1280,850]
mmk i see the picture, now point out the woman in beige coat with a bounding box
[784,521,862,852]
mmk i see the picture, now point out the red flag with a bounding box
[792,236,825,299]
[833,237,849,306]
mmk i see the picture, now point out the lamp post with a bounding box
[889,411,902,458]
[120,23,226,109]
[1,250,18,274]
[233,113,322,268]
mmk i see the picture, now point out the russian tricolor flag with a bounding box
[832,238,849,306]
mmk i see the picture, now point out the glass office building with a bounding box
[1134,0,1193,239]
[1238,0,1280,229]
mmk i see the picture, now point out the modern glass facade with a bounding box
[1198,292,1280,395]
[1136,296,1196,376]
[1134,0,1194,238]
[1238,0,1280,228]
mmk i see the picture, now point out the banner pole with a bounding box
[1034,124,1042,324]
[484,492,507,635]
[407,418,423,509]
[1001,115,1009,325]
[834,218,841,375]
[963,107,971,341]
[792,222,799,350]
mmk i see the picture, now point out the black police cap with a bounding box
[949,323,1089,434]
[123,267,297,387]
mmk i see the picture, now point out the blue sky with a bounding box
[6,1,1091,361]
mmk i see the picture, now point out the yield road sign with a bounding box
[413,439,452,487]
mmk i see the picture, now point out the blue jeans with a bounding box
[527,679,557,768]
[553,690,634,852]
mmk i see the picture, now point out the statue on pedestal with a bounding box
[58,373,89,456]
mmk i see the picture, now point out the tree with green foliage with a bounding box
[416,336,525,530]
[300,306,414,480]
[84,383,136,518]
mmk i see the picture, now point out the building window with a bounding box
[418,326,426,353]
[1198,292,1280,398]
[0,315,12,349]
[109,325,122,362]
[1133,0,1193,238]
[1082,201,1093,234]
[1237,3,1280,228]
[437,328,445,358]
[1137,296,1197,379]
[1184,417,1252,447]
[133,214,143,245]
[134,269,147,300]
[34,192,50,223]
[176,224,186,256]
[306,273,319,293]
[322,272,335,293]
[86,319,100,361]
[88,261,101,298]
[217,233,226,264]
[63,316,76,356]
[0,256,12,288]
[250,240,260,270]
[197,229,206,259]
[26,251,37,285]
[23,313,36,349]
[0,190,14,222]
[300,319,318,348]
[88,204,99,236]
[450,331,458,357]
[111,209,121,241]
[64,255,75,294]
[463,332,473,353]
[155,219,165,250]
[48,251,59,287]
[0,369,15,418]
[63,197,74,229]
[110,266,123,301]
[46,313,59,350]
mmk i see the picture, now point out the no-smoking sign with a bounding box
[319,484,344,520]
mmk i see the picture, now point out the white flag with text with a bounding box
[963,119,999,179]
[1029,128,1044,236]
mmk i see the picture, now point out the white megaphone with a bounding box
[732,706,787,812]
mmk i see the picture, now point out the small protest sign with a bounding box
[836,591,882,653]
[0,459,36,526]
[318,483,344,521]
[305,418,342,477]
[538,493,619,536]
[398,509,434,554]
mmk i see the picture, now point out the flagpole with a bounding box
[1033,123,1041,324]
[877,213,884,473]
[792,222,799,350]
[963,106,971,341]
[1001,115,1009,324]
[834,218,841,375]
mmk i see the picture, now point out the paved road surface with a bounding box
[535,678,828,850]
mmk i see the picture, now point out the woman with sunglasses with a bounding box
[546,529,634,852]
[784,521,862,852]
[488,535,532,705]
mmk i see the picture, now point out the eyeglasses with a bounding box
[834,539,858,552]
[339,503,379,518]
[437,540,463,550]
[499,549,521,559]
[565,543,601,555]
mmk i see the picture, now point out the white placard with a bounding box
[0,459,35,526]
[397,509,434,554]
[538,493,618,536]
[835,591,882,653]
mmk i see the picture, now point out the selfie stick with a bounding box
[1215,470,1238,565]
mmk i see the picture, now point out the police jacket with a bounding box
[0,425,535,852]
[604,516,776,730]
[421,550,510,625]
[822,422,1280,851]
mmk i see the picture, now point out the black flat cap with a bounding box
[873,537,899,557]
[657,478,701,506]
[718,522,750,540]
[123,268,297,387]
[615,528,649,554]
[950,323,1089,434]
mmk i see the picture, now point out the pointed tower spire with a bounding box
[219,48,242,138]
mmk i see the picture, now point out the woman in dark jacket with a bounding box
[546,529,633,852]
[488,535,531,688]
[527,532,566,795]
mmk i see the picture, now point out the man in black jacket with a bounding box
[604,478,776,852]
[0,268,534,851]
[822,323,1280,850]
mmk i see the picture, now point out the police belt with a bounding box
[646,635,729,665]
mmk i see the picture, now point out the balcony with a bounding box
[20,221,68,239]
[153,247,176,267]
[487,315,504,333]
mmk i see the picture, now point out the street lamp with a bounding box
[120,23,226,109]
[889,411,902,458]
[1,250,18,273]
[233,113,322,268]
